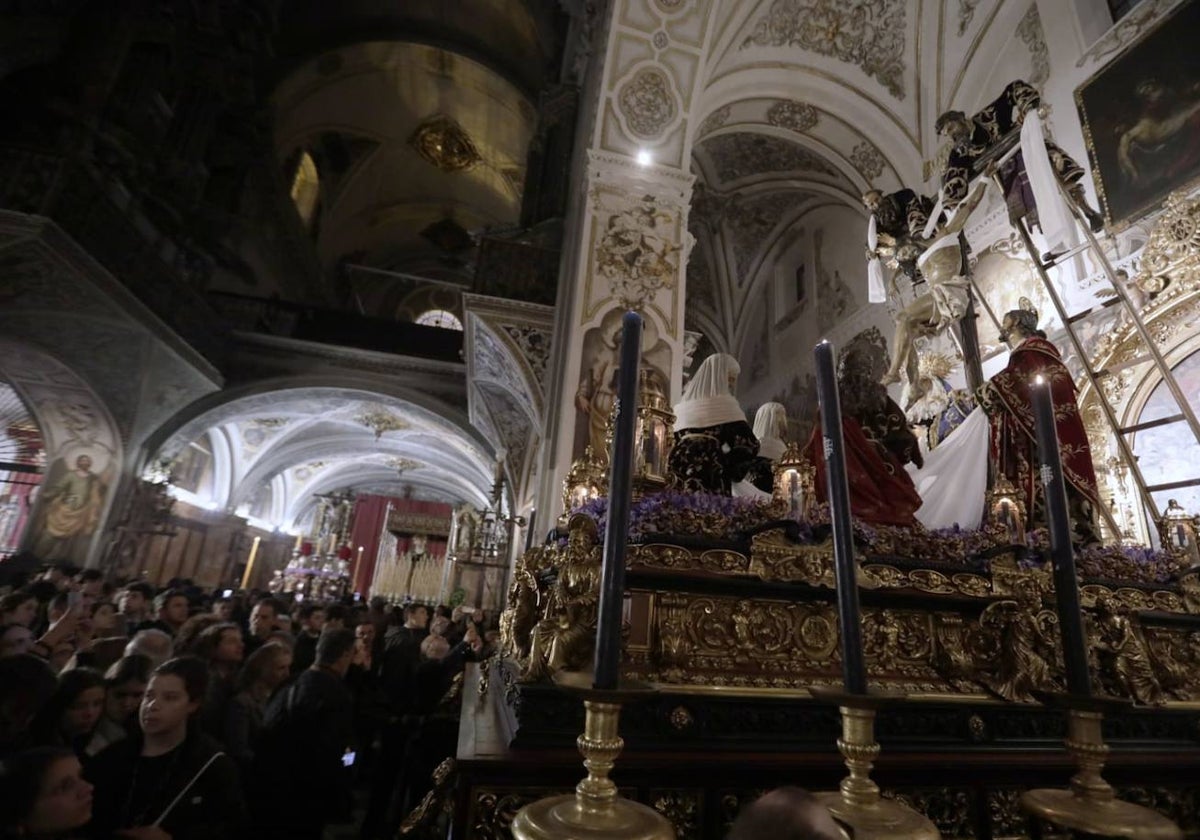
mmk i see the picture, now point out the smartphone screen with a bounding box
[341,750,356,768]
[222,589,233,598]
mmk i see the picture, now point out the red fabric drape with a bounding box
[803,419,924,527]
[348,495,453,595]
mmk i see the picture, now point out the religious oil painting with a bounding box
[1075,0,1200,229]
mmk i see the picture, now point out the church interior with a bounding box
[4,0,1200,837]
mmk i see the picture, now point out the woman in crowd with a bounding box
[192,623,244,739]
[172,614,219,658]
[31,668,106,759]
[667,353,760,495]
[86,655,152,757]
[1,589,38,628]
[88,657,247,840]
[1,623,35,657]
[223,641,291,771]
[0,746,94,840]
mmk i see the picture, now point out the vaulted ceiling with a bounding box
[684,0,1056,359]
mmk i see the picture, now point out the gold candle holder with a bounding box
[1020,701,1182,839]
[810,688,940,840]
[511,673,674,840]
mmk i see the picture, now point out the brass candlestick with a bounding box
[1020,699,1182,839]
[810,688,940,840]
[511,672,673,840]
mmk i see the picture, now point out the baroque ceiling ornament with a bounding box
[849,140,886,180]
[724,191,811,280]
[766,100,820,133]
[701,133,839,182]
[616,65,679,140]
[354,405,411,439]
[594,193,683,310]
[408,114,482,172]
[957,0,982,36]
[500,324,551,391]
[741,0,908,100]
[1017,4,1049,88]
[697,105,731,137]
[1074,0,1182,67]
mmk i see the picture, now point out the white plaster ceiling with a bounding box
[152,387,496,530]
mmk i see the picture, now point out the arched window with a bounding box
[289,150,320,228]
[1132,349,1200,526]
[415,309,463,331]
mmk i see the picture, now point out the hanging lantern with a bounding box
[562,445,605,514]
[773,443,815,522]
[634,368,674,493]
[988,474,1026,545]
[1162,499,1200,567]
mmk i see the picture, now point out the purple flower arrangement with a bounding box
[569,492,1181,585]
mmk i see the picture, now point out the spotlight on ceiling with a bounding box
[636,149,653,167]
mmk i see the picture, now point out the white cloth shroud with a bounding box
[904,406,988,530]
[866,213,886,303]
[1020,111,1074,252]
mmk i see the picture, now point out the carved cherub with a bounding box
[979,580,1061,702]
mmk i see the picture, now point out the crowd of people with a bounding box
[0,559,490,840]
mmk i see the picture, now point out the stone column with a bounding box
[534,0,717,520]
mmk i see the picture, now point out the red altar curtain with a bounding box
[348,495,453,595]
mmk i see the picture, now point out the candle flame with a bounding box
[1034,374,1045,385]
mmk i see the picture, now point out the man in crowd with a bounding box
[245,597,281,656]
[256,628,357,840]
[137,588,189,637]
[291,603,327,674]
[116,582,153,635]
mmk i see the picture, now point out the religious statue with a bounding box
[32,453,108,561]
[574,324,622,458]
[742,402,789,494]
[880,178,990,394]
[667,354,759,495]
[522,515,602,682]
[1091,592,1164,706]
[979,579,1060,702]
[977,303,1102,544]
[905,353,977,452]
[935,79,1105,232]
[802,345,924,527]
[498,547,549,665]
[862,186,935,290]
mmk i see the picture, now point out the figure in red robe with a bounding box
[981,307,1101,544]
[803,347,924,527]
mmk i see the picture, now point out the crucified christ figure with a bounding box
[880,177,990,397]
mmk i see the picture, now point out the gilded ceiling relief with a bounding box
[408,114,482,172]
[1016,4,1049,88]
[741,0,908,99]
[616,65,680,139]
[592,192,683,311]
[353,406,411,439]
[499,324,551,392]
[701,133,839,182]
[766,100,820,133]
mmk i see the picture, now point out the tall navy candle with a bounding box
[593,311,643,690]
[813,340,868,695]
[1030,375,1091,697]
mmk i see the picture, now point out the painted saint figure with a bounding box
[32,454,107,561]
